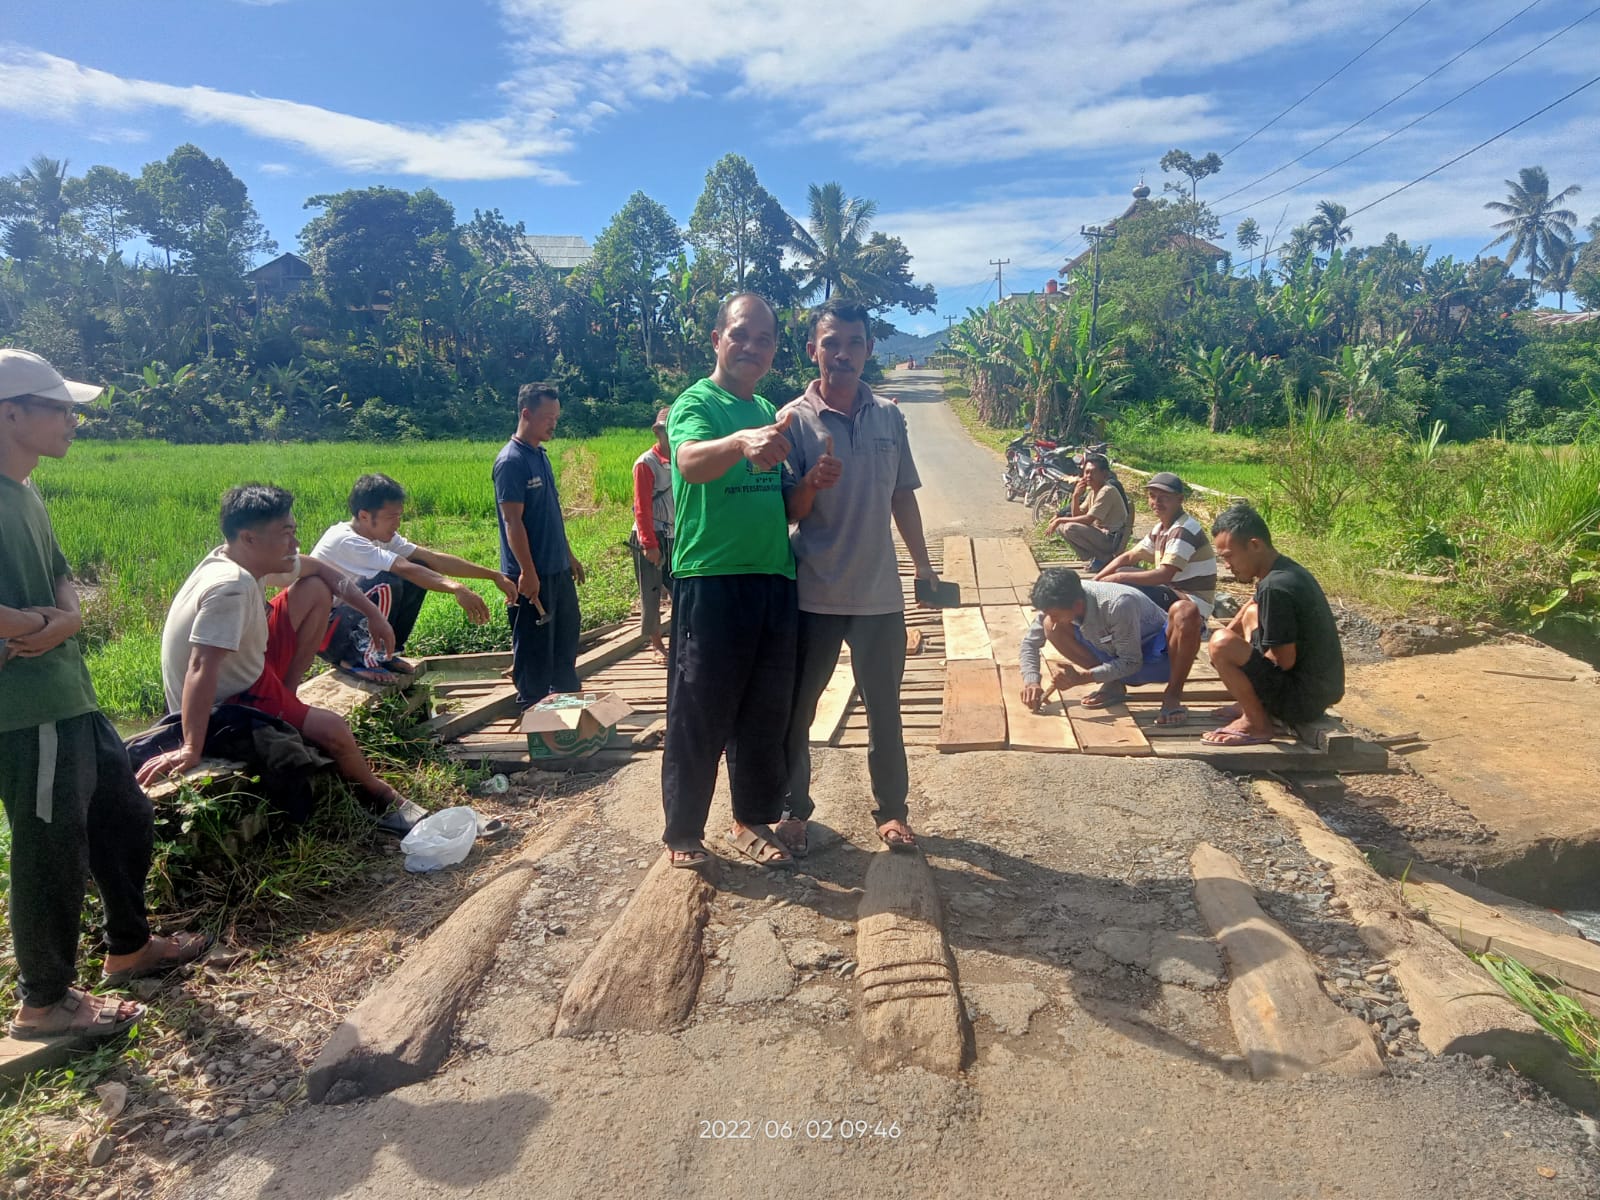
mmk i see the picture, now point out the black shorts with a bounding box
[1133,584,1183,611]
[1240,649,1329,725]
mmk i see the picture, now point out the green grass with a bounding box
[1475,952,1600,1080]
[943,377,1025,455]
[32,433,649,721]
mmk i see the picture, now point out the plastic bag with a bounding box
[400,806,479,873]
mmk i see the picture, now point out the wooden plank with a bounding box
[977,603,1075,752]
[1191,842,1384,1080]
[1001,539,1039,593]
[1068,706,1154,756]
[937,659,1007,752]
[1397,868,1600,998]
[809,652,857,746]
[940,536,977,593]
[971,538,1014,592]
[941,608,993,661]
[976,586,1019,606]
[423,685,519,740]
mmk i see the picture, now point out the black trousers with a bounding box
[321,569,429,667]
[508,570,581,710]
[784,611,910,827]
[0,712,153,1009]
[631,533,674,640]
[661,574,797,847]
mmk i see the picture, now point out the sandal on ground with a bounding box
[877,822,918,852]
[102,930,214,987]
[379,657,417,676]
[338,662,399,685]
[476,814,510,840]
[1155,705,1190,727]
[1201,726,1275,747]
[772,817,809,858]
[1079,683,1126,709]
[668,845,710,870]
[10,989,145,1040]
[725,824,796,870]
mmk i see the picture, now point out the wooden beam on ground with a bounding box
[941,608,993,661]
[144,758,250,803]
[1191,842,1384,1081]
[306,811,585,1103]
[422,687,519,741]
[1253,781,1594,1109]
[1001,539,1040,595]
[971,537,1015,594]
[575,619,668,678]
[809,651,857,746]
[1064,685,1152,757]
[938,659,1007,753]
[982,605,1078,753]
[554,852,717,1037]
[855,848,968,1074]
[940,536,977,595]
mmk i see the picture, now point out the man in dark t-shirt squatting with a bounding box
[1203,502,1344,746]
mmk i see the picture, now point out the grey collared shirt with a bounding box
[780,381,921,615]
[1020,580,1168,685]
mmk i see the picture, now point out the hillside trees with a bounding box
[589,191,684,368]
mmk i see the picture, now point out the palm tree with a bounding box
[1234,219,1261,276]
[1305,201,1353,260]
[7,156,72,243]
[1541,237,1580,310]
[1483,166,1581,305]
[788,182,876,301]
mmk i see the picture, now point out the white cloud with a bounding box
[0,49,575,182]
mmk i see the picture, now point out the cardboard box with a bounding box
[519,692,633,760]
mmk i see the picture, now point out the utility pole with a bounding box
[989,258,1010,303]
[944,314,956,331]
[1079,225,1115,349]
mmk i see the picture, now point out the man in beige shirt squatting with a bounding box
[1047,453,1129,568]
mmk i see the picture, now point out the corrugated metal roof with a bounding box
[522,235,594,270]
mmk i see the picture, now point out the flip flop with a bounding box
[10,990,145,1041]
[725,824,796,870]
[1079,684,1126,709]
[1155,705,1190,727]
[339,663,399,685]
[379,657,418,676]
[476,814,510,840]
[102,931,214,987]
[1201,727,1275,747]
[877,823,918,852]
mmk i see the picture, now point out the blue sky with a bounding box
[3,0,1598,331]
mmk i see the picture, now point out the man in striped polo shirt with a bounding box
[1093,472,1210,726]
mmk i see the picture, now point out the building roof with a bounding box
[521,235,594,270]
[1524,309,1600,328]
[1061,184,1226,275]
[246,252,312,279]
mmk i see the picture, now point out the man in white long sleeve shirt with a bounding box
[1018,567,1193,712]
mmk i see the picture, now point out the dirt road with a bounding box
[174,375,1599,1200]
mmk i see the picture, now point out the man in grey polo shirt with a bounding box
[775,297,937,855]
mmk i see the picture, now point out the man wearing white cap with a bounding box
[0,349,208,1042]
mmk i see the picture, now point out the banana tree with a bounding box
[1181,343,1255,433]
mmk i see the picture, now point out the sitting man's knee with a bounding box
[301,707,355,752]
[1170,600,1202,636]
[1207,626,1243,662]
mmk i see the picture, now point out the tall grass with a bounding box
[1476,952,1600,1080]
[32,433,651,720]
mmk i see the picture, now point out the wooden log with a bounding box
[0,1031,99,1081]
[554,852,717,1037]
[306,811,585,1103]
[855,848,968,1074]
[1252,781,1594,1109]
[422,686,519,741]
[938,659,1007,752]
[1190,842,1384,1080]
[630,718,666,748]
[941,607,993,661]
[809,652,857,746]
[941,536,977,593]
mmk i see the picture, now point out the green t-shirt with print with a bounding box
[0,475,99,733]
[668,377,795,579]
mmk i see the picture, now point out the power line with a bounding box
[1218,2,1600,219]
[1212,0,1546,206]
[1221,0,1434,159]
[1342,69,1600,223]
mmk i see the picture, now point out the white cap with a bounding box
[0,348,104,405]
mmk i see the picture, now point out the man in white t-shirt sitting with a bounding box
[311,474,516,683]
[139,484,425,836]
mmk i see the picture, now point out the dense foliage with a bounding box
[0,149,934,441]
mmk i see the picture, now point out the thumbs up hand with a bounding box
[739,407,794,471]
[805,433,843,492]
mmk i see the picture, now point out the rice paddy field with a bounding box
[30,432,652,722]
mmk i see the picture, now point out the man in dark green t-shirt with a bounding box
[660,294,799,870]
[0,349,207,1042]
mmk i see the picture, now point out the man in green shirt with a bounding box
[661,293,799,870]
[0,349,207,1042]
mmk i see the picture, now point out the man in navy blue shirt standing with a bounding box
[493,383,586,709]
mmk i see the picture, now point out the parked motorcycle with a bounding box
[1003,433,1058,502]
[1027,442,1113,525]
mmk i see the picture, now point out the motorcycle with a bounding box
[1027,442,1112,525]
[1003,433,1058,502]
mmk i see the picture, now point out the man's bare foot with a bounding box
[1200,719,1275,746]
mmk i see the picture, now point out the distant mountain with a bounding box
[873,329,948,364]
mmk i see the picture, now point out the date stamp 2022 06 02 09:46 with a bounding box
[698,1118,905,1142]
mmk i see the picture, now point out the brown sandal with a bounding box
[877,822,918,852]
[102,931,213,986]
[725,825,795,869]
[10,989,145,1041]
